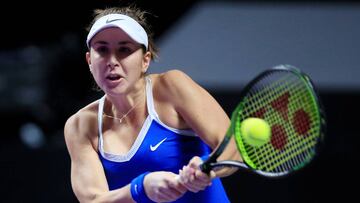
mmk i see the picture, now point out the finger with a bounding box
[184,178,208,192]
[184,165,195,177]
[194,169,212,184]
[188,156,202,169]
[181,176,206,193]
[178,172,202,193]
[194,168,217,186]
[180,165,194,183]
[176,173,196,193]
[178,169,187,183]
[209,170,216,179]
[186,171,213,191]
[180,165,210,192]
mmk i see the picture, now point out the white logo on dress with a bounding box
[150,137,167,151]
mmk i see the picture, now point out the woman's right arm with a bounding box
[64,113,135,203]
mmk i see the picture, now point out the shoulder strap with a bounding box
[145,76,160,120]
[97,95,106,152]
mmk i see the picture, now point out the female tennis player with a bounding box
[64,5,238,203]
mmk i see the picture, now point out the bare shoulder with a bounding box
[64,100,99,150]
[149,70,229,148]
[150,69,201,101]
[155,69,195,88]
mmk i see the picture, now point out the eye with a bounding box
[96,46,109,55]
[118,46,132,53]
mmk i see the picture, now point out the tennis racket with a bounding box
[200,64,326,177]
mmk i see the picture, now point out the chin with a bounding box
[104,86,128,96]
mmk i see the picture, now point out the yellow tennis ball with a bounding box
[241,117,271,147]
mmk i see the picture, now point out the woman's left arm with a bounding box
[160,70,229,148]
[160,70,240,175]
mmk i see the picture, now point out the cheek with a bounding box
[125,69,141,83]
[90,68,104,84]
[122,59,143,76]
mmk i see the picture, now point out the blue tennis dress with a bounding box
[97,76,230,203]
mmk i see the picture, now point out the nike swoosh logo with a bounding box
[134,184,138,193]
[106,18,124,24]
[150,137,167,151]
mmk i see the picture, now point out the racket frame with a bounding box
[200,64,326,178]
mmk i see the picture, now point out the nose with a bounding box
[107,53,119,69]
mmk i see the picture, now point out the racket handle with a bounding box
[200,156,215,174]
[200,163,211,174]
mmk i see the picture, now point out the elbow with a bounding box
[73,189,104,203]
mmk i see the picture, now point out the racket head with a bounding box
[232,64,326,177]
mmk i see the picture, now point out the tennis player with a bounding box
[64,5,237,203]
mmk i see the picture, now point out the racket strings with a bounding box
[267,80,318,171]
[235,70,321,173]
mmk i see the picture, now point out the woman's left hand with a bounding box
[178,156,216,193]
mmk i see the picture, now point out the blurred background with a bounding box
[1,0,359,202]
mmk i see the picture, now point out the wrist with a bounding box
[130,172,154,203]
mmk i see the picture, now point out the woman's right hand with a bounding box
[143,171,187,202]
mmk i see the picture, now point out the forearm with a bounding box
[213,137,241,178]
[77,184,135,203]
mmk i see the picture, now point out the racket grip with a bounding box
[200,162,211,174]
[200,155,212,174]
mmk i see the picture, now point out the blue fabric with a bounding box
[130,172,154,203]
[99,119,230,203]
[201,154,210,161]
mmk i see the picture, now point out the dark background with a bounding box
[0,0,359,202]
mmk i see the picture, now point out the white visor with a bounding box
[86,14,148,50]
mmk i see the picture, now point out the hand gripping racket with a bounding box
[200,64,326,177]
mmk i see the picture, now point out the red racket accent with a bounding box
[271,92,290,122]
[293,109,311,136]
[270,124,288,150]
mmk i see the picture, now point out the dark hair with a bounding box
[87,5,159,60]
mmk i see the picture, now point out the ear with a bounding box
[142,51,151,73]
[86,52,92,70]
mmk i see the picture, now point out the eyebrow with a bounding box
[118,41,134,45]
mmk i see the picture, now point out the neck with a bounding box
[105,77,146,119]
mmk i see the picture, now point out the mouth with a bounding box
[106,73,122,81]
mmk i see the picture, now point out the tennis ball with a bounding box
[240,118,271,147]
